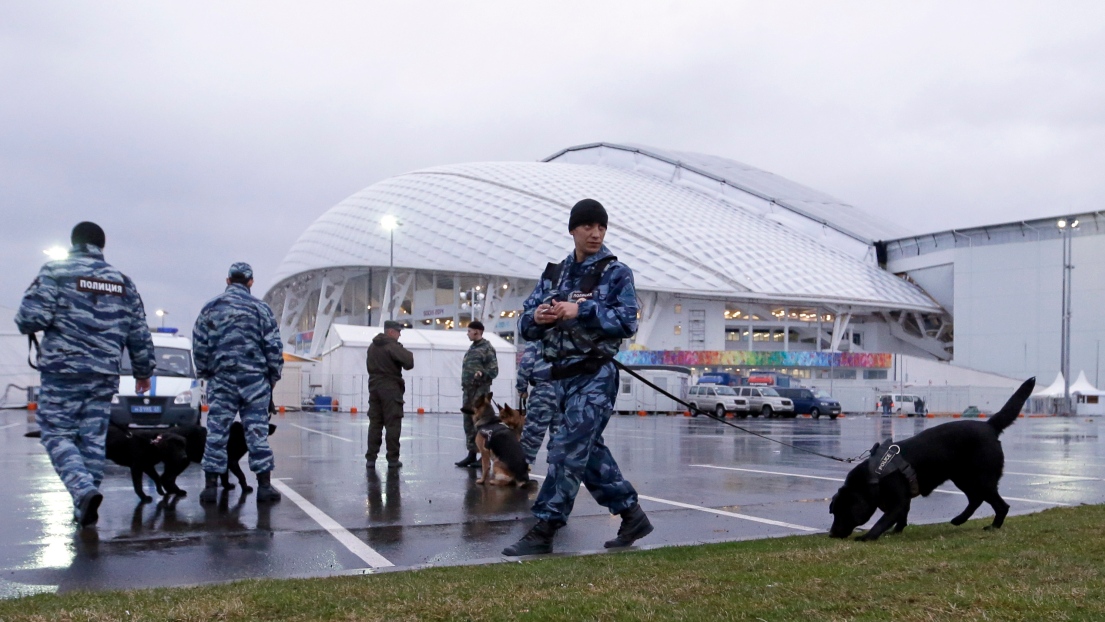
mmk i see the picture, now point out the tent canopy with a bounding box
[1070,371,1105,397]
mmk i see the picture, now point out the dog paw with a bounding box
[224,483,236,490]
[140,495,153,503]
[475,478,485,485]
[174,490,188,497]
[241,485,253,493]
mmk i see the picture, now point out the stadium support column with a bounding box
[308,273,346,358]
[278,282,311,353]
[830,309,852,352]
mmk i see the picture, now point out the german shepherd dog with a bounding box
[829,377,1035,541]
[471,393,531,487]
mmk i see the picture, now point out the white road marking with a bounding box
[530,474,819,533]
[0,423,23,431]
[693,464,1072,506]
[288,423,353,442]
[271,478,393,568]
[1005,471,1104,482]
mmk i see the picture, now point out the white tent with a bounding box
[1070,371,1105,397]
[1031,373,1067,398]
[315,325,517,414]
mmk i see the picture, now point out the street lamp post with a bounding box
[155,309,167,329]
[380,215,400,322]
[1058,217,1079,415]
[459,286,485,325]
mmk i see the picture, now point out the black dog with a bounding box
[105,424,190,502]
[829,377,1035,541]
[167,421,277,494]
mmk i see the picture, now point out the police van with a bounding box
[110,328,203,428]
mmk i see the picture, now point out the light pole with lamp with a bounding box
[459,285,485,326]
[380,215,400,322]
[155,309,168,329]
[1058,217,1079,415]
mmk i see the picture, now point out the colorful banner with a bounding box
[614,350,892,369]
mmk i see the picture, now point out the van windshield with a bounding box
[813,389,834,399]
[120,347,194,378]
[715,386,737,396]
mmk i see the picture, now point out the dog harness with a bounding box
[868,439,920,497]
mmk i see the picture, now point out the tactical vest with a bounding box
[541,255,618,379]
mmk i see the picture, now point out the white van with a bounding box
[111,330,203,428]
[876,393,925,416]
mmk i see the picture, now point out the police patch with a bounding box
[77,277,125,296]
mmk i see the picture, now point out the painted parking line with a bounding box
[287,423,354,442]
[530,474,819,533]
[692,464,1072,506]
[1005,471,1104,482]
[271,478,393,569]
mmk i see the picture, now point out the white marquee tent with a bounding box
[314,325,517,414]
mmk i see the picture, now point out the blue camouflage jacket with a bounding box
[192,283,283,383]
[516,338,552,392]
[519,245,638,367]
[15,244,155,378]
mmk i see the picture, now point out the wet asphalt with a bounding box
[0,409,1102,598]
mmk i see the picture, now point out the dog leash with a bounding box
[552,321,868,464]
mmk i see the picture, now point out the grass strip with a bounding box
[1,504,1103,621]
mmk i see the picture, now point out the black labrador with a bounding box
[166,421,277,494]
[829,377,1035,541]
[105,424,190,502]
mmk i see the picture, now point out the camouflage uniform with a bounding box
[519,245,639,525]
[461,336,498,453]
[15,243,155,512]
[516,338,559,465]
[192,270,283,476]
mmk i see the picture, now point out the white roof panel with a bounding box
[272,155,939,312]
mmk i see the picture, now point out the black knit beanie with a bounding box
[71,221,106,248]
[568,199,608,231]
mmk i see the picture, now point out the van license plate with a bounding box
[131,405,162,414]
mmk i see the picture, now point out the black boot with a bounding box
[255,472,281,503]
[502,520,560,556]
[455,452,477,468]
[199,472,220,505]
[604,504,653,548]
[77,490,103,527]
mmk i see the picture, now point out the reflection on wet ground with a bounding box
[1,410,1101,597]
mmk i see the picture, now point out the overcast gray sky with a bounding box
[3,2,1104,333]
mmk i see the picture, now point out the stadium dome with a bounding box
[267,143,949,360]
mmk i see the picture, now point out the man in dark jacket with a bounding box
[366,320,414,470]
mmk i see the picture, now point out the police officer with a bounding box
[192,262,284,504]
[455,320,498,468]
[15,222,155,527]
[365,320,414,470]
[516,336,559,468]
[503,199,652,556]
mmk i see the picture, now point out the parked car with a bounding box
[737,386,795,418]
[775,387,842,419]
[876,393,925,416]
[687,384,750,418]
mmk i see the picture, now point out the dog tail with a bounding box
[987,377,1036,434]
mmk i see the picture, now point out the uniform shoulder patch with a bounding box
[76,277,126,296]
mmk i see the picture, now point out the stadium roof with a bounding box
[271,143,940,312]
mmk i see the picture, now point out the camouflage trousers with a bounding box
[520,381,559,465]
[36,373,119,508]
[203,374,274,474]
[532,362,638,525]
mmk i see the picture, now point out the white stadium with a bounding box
[263,142,1105,415]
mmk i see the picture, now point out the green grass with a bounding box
[3,505,1104,621]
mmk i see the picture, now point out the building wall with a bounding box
[894,233,1105,385]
